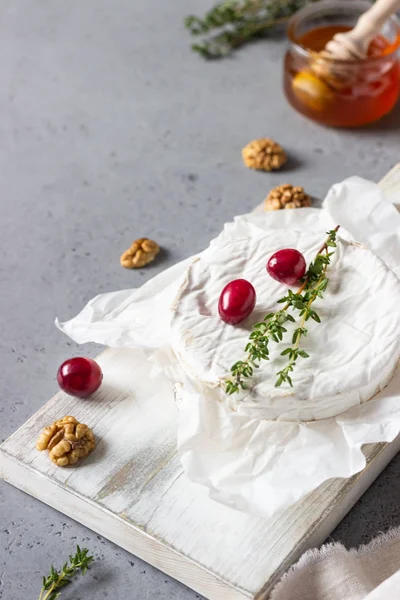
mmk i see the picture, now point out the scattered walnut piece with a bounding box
[264,184,311,211]
[242,138,287,172]
[120,238,160,269]
[36,416,95,467]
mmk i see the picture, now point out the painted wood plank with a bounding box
[379,163,400,203]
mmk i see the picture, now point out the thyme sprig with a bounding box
[184,0,321,59]
[275,252,333,386]
[38,545,94,600]
[225,227,340,394]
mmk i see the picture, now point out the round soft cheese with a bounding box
[170,228,400,422]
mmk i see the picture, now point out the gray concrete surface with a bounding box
[1,0,399,598]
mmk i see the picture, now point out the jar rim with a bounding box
[287,0,400,65]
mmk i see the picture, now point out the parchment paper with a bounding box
[58,177,400,517]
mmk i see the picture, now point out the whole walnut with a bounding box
[242,138,287,172]
[36,416,96,467]
[120,238,160,269]
[264,184,311,211]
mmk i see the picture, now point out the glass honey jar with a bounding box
[284,0,400,127]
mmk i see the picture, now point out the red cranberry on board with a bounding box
[267,249,306,286]
[218,279,256,325]
[57,357,103,398]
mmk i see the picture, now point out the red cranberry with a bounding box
[57,357,103,398]
[218,279,256,325]
[267,249,306,285]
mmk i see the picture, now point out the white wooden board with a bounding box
[1,168,399,600]
[1,347,400,600]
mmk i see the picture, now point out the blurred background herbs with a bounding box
[184,0,321,58]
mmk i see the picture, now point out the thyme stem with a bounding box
[225,226,340,394]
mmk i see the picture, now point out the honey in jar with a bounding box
[284,1,400,127]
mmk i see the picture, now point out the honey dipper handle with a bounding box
[350,0,400,48]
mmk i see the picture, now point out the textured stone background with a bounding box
[1,0,399,598]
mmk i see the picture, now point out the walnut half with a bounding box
[36,416,96,467]
[120,238,160,269]
[264,184,311,211]
[242,138,287,172]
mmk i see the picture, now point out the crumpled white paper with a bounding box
[57,176,400,518]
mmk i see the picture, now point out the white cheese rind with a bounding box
[170,222,400,422]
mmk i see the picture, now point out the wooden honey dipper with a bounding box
[322,0,400,60]
[292,0,400,110]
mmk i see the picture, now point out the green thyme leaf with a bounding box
[280,348,292,356]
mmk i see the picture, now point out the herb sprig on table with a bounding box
[38,545,93,600]
[184,0,321,58]
[225,226,340,394]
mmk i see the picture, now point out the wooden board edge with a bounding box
[0,450,253,600]
[255,435,400,599]
[378,163,400,191]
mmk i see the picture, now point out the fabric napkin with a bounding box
[271,527,400,600]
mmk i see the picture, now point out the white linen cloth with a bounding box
[57,176,400,518]
[271,528,400,600]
